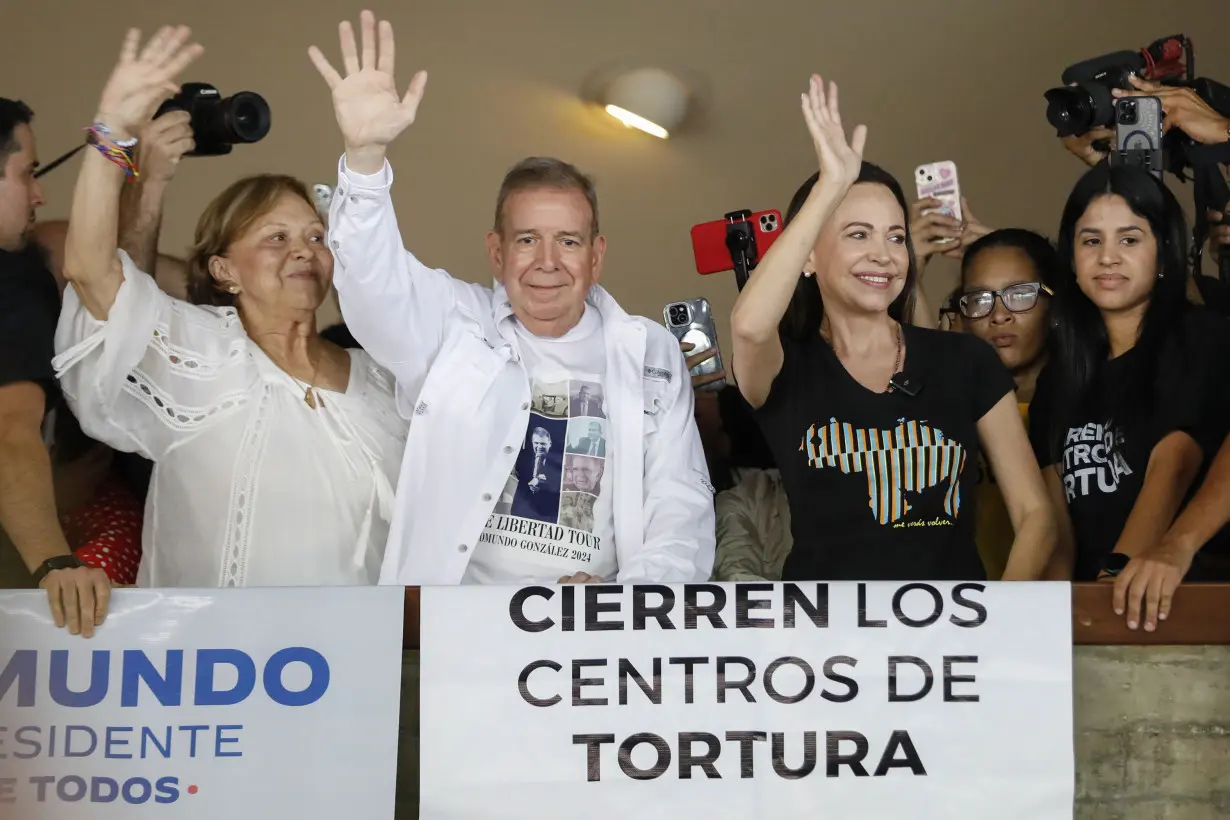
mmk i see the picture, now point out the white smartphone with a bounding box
[915,161,962,242]
[313,184,334,219]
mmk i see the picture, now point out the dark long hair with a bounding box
[1049,164,1191,443]
[779,162,918,340]
[960,228,1061,290]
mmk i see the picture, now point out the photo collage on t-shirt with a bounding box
[492,377,608,533]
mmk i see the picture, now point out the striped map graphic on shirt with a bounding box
[800,418,967,525]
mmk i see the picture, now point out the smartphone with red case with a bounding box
[690,210,783,275]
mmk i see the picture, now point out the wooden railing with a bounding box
[1070,582,1229,645]
[402,583,1230,650]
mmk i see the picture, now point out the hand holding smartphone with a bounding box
[664,298,726,391]
[915,161,963,242]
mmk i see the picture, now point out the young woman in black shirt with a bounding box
[730,76,1056,582]
[1029,165,1230,626]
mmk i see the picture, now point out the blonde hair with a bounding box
[187,174,316,307]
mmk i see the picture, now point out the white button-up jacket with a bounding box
[329,158,716,585]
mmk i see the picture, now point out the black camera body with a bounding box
[1043,36,1192,138]
[155,82,271,157]
[1044,54,1137,138]
[1044,35,1230,178]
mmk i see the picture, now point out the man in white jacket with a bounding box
[310,11,715,586]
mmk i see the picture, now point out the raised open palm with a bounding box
[309,10,428,153]
[800,75,867,190]
[97,26,204,135]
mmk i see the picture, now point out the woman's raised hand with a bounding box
[95,27,203,136]
[309,10,428,170]
[800,75,867,192]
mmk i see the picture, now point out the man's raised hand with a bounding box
[309,10,428,174]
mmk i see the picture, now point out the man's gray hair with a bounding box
[493,157,599,239]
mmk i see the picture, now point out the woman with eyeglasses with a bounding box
[955,229,1059,579]
[1029,165,1230,627]
[729,77,1056,582]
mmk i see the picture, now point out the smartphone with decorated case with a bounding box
[915,161,962,241]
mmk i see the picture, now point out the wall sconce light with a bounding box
[601,68,690,139]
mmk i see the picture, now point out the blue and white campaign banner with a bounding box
[0,587,404,819]
[420,581,1075,820]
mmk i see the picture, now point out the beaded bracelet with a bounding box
[84,124,138,179]
[88,121,138,149]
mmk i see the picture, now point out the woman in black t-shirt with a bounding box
[1029,165,1230,618]
[729,76,1056,582]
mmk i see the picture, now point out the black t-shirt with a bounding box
[0,244,61,406]
[1195,275,1230,316]
[755,324,1015,581]
[1029,308,1230,581]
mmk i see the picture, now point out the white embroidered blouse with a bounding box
[52,251,408,588]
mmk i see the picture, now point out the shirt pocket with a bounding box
[641,380,670,434]
[419,328,503,413]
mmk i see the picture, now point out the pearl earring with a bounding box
[803,270,815,278]
[227,285,240,294]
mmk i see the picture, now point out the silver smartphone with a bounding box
[1114,96,1164,180]
[664,298,726,392]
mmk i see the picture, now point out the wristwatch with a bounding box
[1101,552,1131,578]
[31,554,86,586]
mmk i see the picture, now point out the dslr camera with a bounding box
[155,83,271,157]
[1043,35,1229,148]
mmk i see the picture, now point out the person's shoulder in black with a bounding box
[902,323,1016,422]
[0,243,61,408]
[1163,304,1230,458]
[1027,305,1229,466]
[1027,361,1060,468]
[759,323,1015,437]
[1194,274,1230,317]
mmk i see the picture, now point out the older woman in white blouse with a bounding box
[52,26,407,592]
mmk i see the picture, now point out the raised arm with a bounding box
[62,26,202,320]
[730,76,865,408]
[118,111,194,274]
[310,11,483,385]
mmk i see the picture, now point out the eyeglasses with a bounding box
[958,282,1054,319]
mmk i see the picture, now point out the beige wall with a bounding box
[5,1,1229,346]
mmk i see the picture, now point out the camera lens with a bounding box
[1044,82,1115,137]
[223,91,271,144]
[1117,99,1138,125]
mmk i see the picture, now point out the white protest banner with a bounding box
[0,587,404,819]
[420,581,1074,819]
